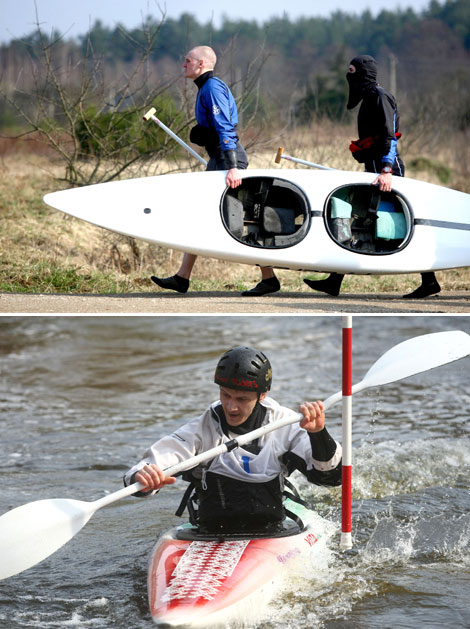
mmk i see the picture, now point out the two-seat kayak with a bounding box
[43,168,470,277]
[147,488,334,627]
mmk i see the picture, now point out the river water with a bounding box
[0,315,469,629]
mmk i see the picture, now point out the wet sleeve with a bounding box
[283,426,342,487]
[308,427,338,462]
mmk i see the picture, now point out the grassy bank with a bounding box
[1,142,469,296]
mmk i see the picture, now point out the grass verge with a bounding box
[1,150,468,296]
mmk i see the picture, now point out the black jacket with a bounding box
[355,85,404,175]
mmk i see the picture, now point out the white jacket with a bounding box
[124,396,342,487]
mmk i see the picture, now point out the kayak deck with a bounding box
[44,169,470,275]
[148,498,326,627]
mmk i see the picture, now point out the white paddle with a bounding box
[275,146,333,170]
[1,330,469,580]
[143,107,208,167]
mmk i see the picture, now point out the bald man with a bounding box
[151,46,280,297]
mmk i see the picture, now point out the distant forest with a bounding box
[1,0,469,136]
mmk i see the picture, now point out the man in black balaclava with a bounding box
[304,55,441,300]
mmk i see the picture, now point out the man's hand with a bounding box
[226,168,242,189]
[135,464,176,491]
[372,172,393,192]
[299,400,325,433]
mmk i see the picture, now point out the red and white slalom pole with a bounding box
[340,315,353,550]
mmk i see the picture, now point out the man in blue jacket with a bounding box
[151,46,280,296]
[304,55,440,300]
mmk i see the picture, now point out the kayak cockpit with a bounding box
[174,513,305,542]
[325,184,413,255]
[221,176,311,249]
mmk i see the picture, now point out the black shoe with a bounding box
[241,277,281,296]
[402,281,441,299]
[151,274,189,294]
[303,273,344,297]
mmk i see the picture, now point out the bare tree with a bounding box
[1,10,273,186]
[0,8,193,186]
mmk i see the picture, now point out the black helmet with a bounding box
[214,346,272,392]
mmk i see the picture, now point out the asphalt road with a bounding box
[1,291,469,314]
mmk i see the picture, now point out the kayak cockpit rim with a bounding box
[220,175,312,249]
[324,183,415,256]
[174,512,306,542]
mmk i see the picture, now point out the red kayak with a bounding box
[148,494,332,626]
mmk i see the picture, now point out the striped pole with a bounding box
[340,316,353,550]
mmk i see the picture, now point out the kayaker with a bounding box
[304,54,441,299]
[150,45,281,297]
[124,346,342,533]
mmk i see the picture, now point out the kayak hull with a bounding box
[147,499,329,627]
[43,169,470,274]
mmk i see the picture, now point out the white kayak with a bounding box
[43,169,470,275]
[147,494,332,627]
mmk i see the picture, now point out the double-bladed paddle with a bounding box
[1,330,469,580]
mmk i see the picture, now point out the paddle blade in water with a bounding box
[0,498,93,580]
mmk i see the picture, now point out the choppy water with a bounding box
[0,316,469,628]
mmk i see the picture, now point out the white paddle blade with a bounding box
[354,330,470,394]
[0,498,93,580]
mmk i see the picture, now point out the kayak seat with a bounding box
[326,184,411,254]
[330,195,353,219]
[329,195,353,243]
[265,179,306,213]
[262,206,296,236]
[223,195,244,239]
[375,200,407,240]
[221,176,311,249]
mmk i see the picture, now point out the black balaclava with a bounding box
[346,55,378,109]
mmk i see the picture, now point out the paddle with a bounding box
[143,107,208,167]
[275,146,333,170]
[1,330,469,581]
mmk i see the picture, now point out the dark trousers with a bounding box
[206,141,248,171]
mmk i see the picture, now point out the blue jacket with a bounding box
[194,71,239,152]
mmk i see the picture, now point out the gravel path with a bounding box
[1,291,469,314]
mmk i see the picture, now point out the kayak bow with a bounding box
[43,169,470,275]
[148,494,332,627]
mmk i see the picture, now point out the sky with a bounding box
[1,0,434,43]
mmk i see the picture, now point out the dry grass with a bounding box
[1,127,469,295]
